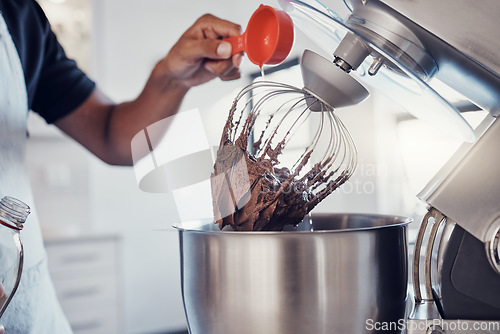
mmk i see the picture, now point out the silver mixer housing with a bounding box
[329,0,500,114]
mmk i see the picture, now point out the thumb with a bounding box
[215,41,232,59]
[185,39,232,61]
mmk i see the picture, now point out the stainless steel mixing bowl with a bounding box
[176,213,411,334]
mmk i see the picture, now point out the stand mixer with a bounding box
[277,0,500,332]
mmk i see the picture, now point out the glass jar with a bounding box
[0,196,30,318]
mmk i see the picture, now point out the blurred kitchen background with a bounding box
[27,0,488,333]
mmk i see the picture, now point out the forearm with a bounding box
[56,63,190,166]
[105,64,190,165]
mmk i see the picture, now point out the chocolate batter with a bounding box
[211,82,355,231]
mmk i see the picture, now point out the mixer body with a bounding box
[412,114,500,329]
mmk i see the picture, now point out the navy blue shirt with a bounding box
[0,0,95,123]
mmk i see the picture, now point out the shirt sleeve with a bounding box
[29,2,95,124]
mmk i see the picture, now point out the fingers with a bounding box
[204,61,241,81]
[204,52,242,80]
[232,53,243,69]
[176,38,233,65]
[0,323,4,334]
[197,15,242,82]
[220,67,241,81]
[180,14,241,60]
[163,14,243,87]
[184,15,243,81]
[192,14,242,41]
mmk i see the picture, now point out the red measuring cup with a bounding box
[225,4,294,67]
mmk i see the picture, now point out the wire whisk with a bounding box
[211,79,357,231]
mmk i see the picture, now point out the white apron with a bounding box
[0,12,72,333]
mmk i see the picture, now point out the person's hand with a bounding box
[155,14,243,89]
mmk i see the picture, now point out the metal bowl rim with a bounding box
[173,212,412,234]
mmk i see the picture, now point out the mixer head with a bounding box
[279,0,478,142]
[300,49,369,111]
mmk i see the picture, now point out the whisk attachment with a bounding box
[211,78,357,231]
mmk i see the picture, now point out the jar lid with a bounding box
[0,196,30,230]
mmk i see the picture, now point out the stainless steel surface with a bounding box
[418,117,500,245]
[346,1,437,80]
[344,0,500,115]
[417,114,496,206]
[412,208,445,303]
[408,301,500,334]
[368,57,384,76]
[408,301,442,334]
[301,49,369,110]
[486,220,500,275]
[333,32,372,73]
[409,238,500,333]
[280,0,477,142]
[176,213,410,334]
[408,208,500,331]
[431,219,457,304]
[376,0,500,76]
